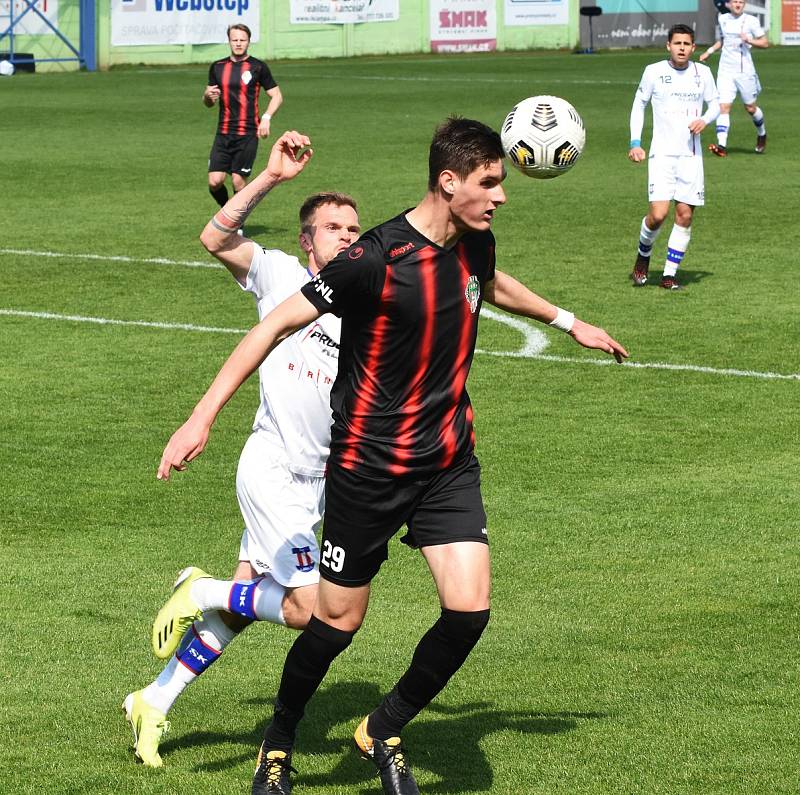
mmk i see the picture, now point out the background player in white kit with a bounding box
[123,131,360,767]
[628,24,719,291]
[699,0,768,156]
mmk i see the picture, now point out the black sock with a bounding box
[367,608,490,740]
[262,616,356,750]
[209,184,229,208]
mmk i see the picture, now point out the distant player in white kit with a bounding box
[123,131,361,768]
[628,24,720,291]
[699,0,768,156]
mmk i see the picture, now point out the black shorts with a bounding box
[320,454,488,587]
[208,133,258,176]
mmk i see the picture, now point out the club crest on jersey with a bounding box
[465,275,480,314]
[292,546,315,573]
[241,70,252,85]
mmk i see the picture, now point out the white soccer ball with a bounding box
[501,95,586,179]
[0,60,15,77]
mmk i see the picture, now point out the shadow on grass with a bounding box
[709,145,763,157]
[162,681,606,792]
[241,223,278,239]
[628,269,713,288]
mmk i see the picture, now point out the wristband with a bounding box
[211,210,240,233]
[705,46,716,55]
[549,307,575,333]
[629,139,641,149]
[262,112,272,121]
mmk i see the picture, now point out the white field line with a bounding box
[0,248,221,270]
[303,74,631,86]
[1,248,798,382]
[0,309,245,335]
[3,307,798,382]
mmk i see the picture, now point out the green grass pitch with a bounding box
[1,46,799,794]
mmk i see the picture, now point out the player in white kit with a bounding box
[699,0,768,156]
[628,24,719,291]
[123,131,361,768]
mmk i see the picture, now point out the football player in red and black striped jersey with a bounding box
[204,24,283,213]
[159,121,628,795]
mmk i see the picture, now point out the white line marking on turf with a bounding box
[478,308,548,356]
[2,308,797,381]
[2,249,797,382]
[0,309,245,335]
[0,248,222,270]
[288,74,631,86]
[531,353,800,381]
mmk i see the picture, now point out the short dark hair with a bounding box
[428,117,504,191]
[227,23,252,40]
[299,192,359,235]
[667,23,695,41]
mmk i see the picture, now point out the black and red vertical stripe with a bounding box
[208,56,276,137]
[312,215,494,478]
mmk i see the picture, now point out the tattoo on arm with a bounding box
[224,187,271,227]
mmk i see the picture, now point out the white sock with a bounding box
[140,611,239,715]
[192,574,286,625]
[637,217,661,258]
[716,113,730,147]
[751,108,765,136]
[664,224,691,278]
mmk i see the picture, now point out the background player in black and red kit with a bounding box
[158,120,628,795]
[204,24,283,211]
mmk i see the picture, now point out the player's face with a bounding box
[728,0,745,14]
[302,203,361,272]
[228,31,250,58]
[448,160,507,233]
[666,33,696,67]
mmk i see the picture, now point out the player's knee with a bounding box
[282,583,318,630]
[232,560,258,580]
[220,611,252,633]
[438,607,490,652]
[305,615,356,657]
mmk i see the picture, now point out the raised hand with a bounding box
[265,130,313,183]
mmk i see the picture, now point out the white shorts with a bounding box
[717,71,761,105]
[648,155,705,206]
[236,431,323,588]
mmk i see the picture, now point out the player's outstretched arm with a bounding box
[200,131,313,283]
[568,318,629,362]
[486,270,628,362]
[157,291,321,481]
